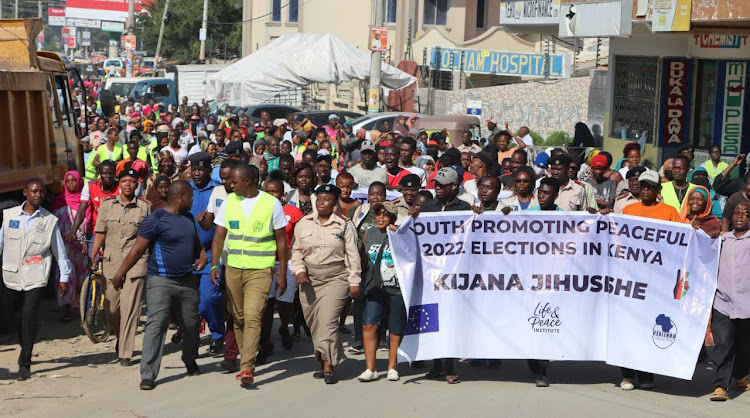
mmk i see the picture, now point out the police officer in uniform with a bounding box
[189,152,226,354]
[613,166,646,214]
[391,174,421,224]
[89,168,151,366]
[1,179,72,380]
[223,141,246,163]
[292,184,362,385]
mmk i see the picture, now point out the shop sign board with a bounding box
[48,8,66,26]
[652,0,691,32]
[720,62,746,155]
[659,58,692,146]
[430,47,566,78]
[500,0,561,25]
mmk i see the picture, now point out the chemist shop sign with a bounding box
[720,62,746,155]
[659,58,692,147]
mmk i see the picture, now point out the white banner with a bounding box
[389,212,719,380]
[349,186,401,204]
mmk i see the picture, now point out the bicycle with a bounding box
[78,242,111,343]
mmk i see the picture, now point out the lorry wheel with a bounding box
[100,90,117,118]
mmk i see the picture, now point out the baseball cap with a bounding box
[485,117,499,125]
[626,166,647,180]
[273,118,287,127]
[328,114,338,120]
[399,174,421,188]
[471,151,496,170]
[361,140,376,153]
[534,152,549,168]
[434,167,459,185]
[293,129,307,140]
[590,154,609,169]
[638,170,661,186]
[372,201,397,215]
[206,124,215,132]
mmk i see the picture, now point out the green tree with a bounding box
[528,129,545,146]
[545,131,572,147]
[139,0,243,62]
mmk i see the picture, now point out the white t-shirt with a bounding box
[206,186,229,214]
[214,191,288,233]
[402,165,426,182]
[188,143,203,156]
[164,145,188,165]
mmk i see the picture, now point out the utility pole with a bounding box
[199,0,208,60]
[154,0,170,75]
[127,0,135,34]
[14,0,18,18]
[367,0,383,114]
[38,1,41,17]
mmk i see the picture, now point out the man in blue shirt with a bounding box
[189,152,225,355]
[113,180,207,391]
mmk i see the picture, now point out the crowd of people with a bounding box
[1,97,749,402]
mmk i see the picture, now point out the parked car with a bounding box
[351,112,426,139]
[233,104,302,123]
[293,110,363,128]
[104,77,177,107]
[139,58,157,75]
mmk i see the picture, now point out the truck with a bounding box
[1,18,84,328]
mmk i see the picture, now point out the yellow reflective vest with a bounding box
[223,191,277,269]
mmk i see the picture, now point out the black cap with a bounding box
[316,153,332,164]
[118,168,139,181]
[548,154,571,168]
[188,151,212,168]
[626,165,647,180]
[471,151,496,171]
[314,184,341,198]
[399,174,421,188]
[224,141,243,155]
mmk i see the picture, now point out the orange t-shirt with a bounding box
[497,146,518,163]
[622,202,680,223]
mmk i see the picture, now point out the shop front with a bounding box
[604,30,750,168]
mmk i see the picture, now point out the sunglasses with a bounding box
[515,178,531,184]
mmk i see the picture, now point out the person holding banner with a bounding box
[411,167,470,384]
[709,203,750,401]
[358,202,405,382]
[679,186,721,236]
[661,155,696,212]
[292,184,362,385]
[500,166,539,212]
[619,170,680,390]
[471,176,502,213]
[547,155,588,212]
[391,174,421,222]
[613,166,647,214]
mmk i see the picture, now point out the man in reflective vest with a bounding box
[82,136,98,182]
[210,164,288,388]
[0,179,72,381]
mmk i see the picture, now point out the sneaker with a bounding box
[620,379,635,391]
[219,359,239,373]
[208,339,224,356]
[535,374,549,387]
[710,387,730,401]
[377,341,389,351]
[139,379,155,390]
[347,344,364,355]
[357,369,378,382]
[236,370,255,388]
[387,369,400,381]
[734,376,750,391]
[119,358,132,367]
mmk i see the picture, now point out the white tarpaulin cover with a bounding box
[205,33,417,106]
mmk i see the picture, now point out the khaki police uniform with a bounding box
[614,192,640,214]
[555,180,588,211]
[291,213,361,366]
[390,197,411,225]
[95,194,151,360]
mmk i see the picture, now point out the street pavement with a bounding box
[1,298,748,417]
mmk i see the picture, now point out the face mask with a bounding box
[80,122,87,128]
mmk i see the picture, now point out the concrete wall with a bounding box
[433,76,592,139]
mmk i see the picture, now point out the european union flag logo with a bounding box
[228,221,239,230]
[405,304,439,335]
[9,220,20,229]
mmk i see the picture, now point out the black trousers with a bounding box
[709,309,750,389]
[6,287,45,368]
[620,368,654,382]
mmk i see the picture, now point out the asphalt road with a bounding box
[1,299,748,417]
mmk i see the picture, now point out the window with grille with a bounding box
[610,55,658,142]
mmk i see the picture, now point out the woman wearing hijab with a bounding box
[51,171,91,320]
[253,139,267,157]
[572,122,595,148]
[291,184,361,384]
[250,156,269,185]
[680,186,722,236]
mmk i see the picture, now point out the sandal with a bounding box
[445,374,461,384]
